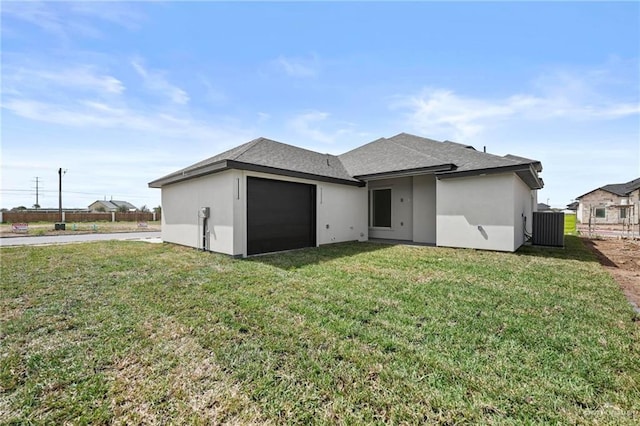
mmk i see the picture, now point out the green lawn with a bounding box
[1,238,638,424]
[564,213,577,235]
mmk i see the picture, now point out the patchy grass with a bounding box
[1,237,638,424]
[564,213,578,235]
[0,221,160,237]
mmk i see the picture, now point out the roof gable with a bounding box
[149,137,360,188]
[90,200,137,210]
[111,200,137,210]
[577,177,640,199]
[150,133,543,190]
[339,133,542,187]
[338,136,454,177]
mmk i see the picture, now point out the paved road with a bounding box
[0,232,162,247]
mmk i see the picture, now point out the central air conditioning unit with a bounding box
[532,212,564,247]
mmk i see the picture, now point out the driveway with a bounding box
[0,232,162,247]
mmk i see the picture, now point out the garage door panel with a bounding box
[247,177,316,255]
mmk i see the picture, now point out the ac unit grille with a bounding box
[532,212,564,247]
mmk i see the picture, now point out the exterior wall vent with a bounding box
[532,212,564,247]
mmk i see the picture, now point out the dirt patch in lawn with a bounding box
[583,237,640,311]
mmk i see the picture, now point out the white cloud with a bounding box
[2,97,248,145]
[1,1,143,39]
[131,59,190,105]
[395,66,640,141]
[289,111,334,143]
[287,111,359,146]
[6,66,125,95]
[257,112,271,123]
[199,76,227,104]
[396,89,513,140]
[274,55,319,78]
[68,2,145,30]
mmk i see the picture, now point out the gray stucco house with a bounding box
[149,133,543,256]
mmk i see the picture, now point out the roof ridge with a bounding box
[443,140,526,166]
[624,177,640,191]
[388,137,450,165]
[442,140,475,149]
[230,137,266,160]
[339,137,387,156]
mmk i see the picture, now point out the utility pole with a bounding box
[58,168,63,222]
[57,168,67,228]
[33,177,40,208]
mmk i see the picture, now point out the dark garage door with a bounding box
[247,177,316,255]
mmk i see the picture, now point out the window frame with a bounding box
[595,207,606,219]
[369,188,392,229]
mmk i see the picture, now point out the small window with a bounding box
[371,189,391,228]
[620,208,627,219]
[595,208,605,218]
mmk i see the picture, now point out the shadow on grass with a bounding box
[580,238,618,268]
[250,235,608,270]
[246,241,391,270]
[516,235,599,263]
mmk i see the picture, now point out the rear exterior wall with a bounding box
[233,171,367,256]
[436,173,525,252]
[161,170,237,255]
[161,170,367,257]
[367,177,413,241]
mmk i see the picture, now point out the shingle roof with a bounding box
[111,200,138,210]
[339,133,542,188]
[149,137,360,188]
[578,177,640,198]
[150,133,543,189]
[338,135,455,177]
[91,200,137,210]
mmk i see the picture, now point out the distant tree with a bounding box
[95,206,107,212]
[154,205,162,214]
[0,208,8,213]
[32,203,40,209]
[140,205,149,212]
[117,205,129,213]
[12,206,27,211]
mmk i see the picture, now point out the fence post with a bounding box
[62,212,66,222]
[153,212,156,221]
[111,212,115,222]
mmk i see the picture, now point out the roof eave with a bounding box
[355,164,456,181]
[575,187,627,199]
[436,164,543,190]
[148,160,230,188]
[148,159,365,188]
[227,160,365,187]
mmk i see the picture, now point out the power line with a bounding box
[1,188,159,199]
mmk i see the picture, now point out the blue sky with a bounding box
[2,1,639,210]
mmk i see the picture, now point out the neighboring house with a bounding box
[566,201,578,211]
[149,133,543,256]
[89,200,138,212]
[537,203,551,211]
[575,177,640,224]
